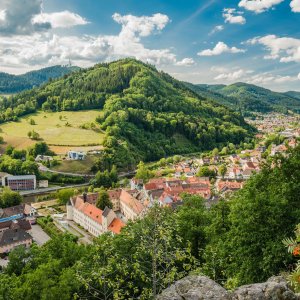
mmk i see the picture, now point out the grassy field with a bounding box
[51,155,99,174]
[0,110,105,152]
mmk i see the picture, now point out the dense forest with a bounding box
[0,65,79,94]
[0,146,299,299]
[186,82,300,114]
[0,58,254,169]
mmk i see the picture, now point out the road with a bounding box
[20,183,90,196]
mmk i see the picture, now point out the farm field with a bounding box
[51,155,99,174]
[0,110,105,152]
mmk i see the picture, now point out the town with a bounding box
[0,112,299,267]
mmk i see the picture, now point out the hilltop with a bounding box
[185,82,300,114]
[0,65,79,94]
[0,58,254,169]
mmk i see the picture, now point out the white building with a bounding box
[67,151,86,160]
[66,193,124,236]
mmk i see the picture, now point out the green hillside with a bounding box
[284,91,300,100]
[0,58,254,169]
[188,82,300,113]
[0,65,79,94]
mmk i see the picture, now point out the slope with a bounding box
[0,65,79,94]
[194,82,300,113]
[0,58,254,169]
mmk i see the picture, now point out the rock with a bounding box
[157,275,231,300]
[157,275,300,300]
[232,276,299,300]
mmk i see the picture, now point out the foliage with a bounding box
[135,161,154,183]
[283,224,300,292]
[188,82,300,114]
[0,188,22,208]
[56,189,75,205]
[211,146,300,287]
[197,166,216,178]
[0,59,253,170]
[0,65,78,94]
[91,165,118,188]
[96,189,113,210]
[77,205,196,299]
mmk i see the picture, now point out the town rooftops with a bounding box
[108,218,125,234]
[0,228,32,248]
[120,189,145,215]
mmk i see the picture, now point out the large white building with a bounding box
[66,193,125,236]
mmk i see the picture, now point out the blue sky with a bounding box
[0,0,300,91]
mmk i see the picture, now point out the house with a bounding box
[0,172,11,186]
[2,175,37,191]
[0,204,36,223]
[38,180,49,188]
[217,180,243,195]
[66,193,125,237]
[119,189,146,221]
[0,219,32,233]
[35,155,53,162]
[0,228,33,254]
[200,157,211,166]
[67,151,86,160]
[130,178,143,190]
[228,167,242,179]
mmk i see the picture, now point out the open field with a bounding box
[0,110,105,152]
[51,155,99,174]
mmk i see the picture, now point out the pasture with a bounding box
[0,110,105,153]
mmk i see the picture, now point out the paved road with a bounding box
[20,183,90,196]
[31,224,51,246]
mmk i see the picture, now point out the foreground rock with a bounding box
[157,275,299,300]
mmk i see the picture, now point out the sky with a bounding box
[0,0,300,91]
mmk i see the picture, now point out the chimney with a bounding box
[83,192,87,202]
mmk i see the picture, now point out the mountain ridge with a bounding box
[0,65,79,94]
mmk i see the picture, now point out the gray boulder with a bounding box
[157,275,231,300]
[157,275,299,300]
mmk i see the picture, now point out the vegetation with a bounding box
[0,65,79,94]
[90,165,118,188]
[135,161,154,182]
[0,110,104,149]
[56,189,76,205]
[96,189,113,210]
[0,59,253,169]
[0,146,300,298]
[0,188,22,208]
[186,82,300,114]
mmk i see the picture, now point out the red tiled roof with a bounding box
[108,218,125,234]
[120,190,145,215]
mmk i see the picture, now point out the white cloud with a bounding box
[291,0,300,12]
[209,25,224,35]
[298,73,300,80]
[223,8,246,24]
[175,58,195,66]
[238,0,284,13]
[198,41,246,56]
[0,0,50,35]
[212,66,300,85]
[0,12,191,73]
[33,11,89,28]
[249,35,300,63]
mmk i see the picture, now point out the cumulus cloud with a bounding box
[33,11,89,28]
[238,0,284,13]
[175,58,195,66]
[0,0,50,35]
[223,8,246,24]
[212,66,300,85]
[291,0,300,12]
[198,42,246,56]
[248,35,300,63]
[0,0,89,35]
[0,12,191,73]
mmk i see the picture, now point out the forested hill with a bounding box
[185,82,300,114]
[0,65,79,94]
[0,58,254,169]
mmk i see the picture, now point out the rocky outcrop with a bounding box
[157,275,300,300]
